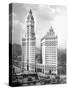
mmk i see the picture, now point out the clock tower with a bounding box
[22,9,36,72]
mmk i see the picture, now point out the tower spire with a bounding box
[29,9,32,14]
[27,9,34,21]
[49,26,53,32]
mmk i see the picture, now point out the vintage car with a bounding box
[13,72,39,86]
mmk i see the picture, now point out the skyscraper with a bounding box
[22,10,36,72]
[41,26,58,74]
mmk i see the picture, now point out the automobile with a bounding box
[50,78,57,84]
[55,75,60,84]
[50,75,60,84]
[40,76,51,85]
[12,72,40,86]
[21,76,39,85]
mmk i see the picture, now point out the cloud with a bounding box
[12,22,25,44]
[36,5,55,21]
[13,3,27,23]
[11,12,25,44]
[11,3,66,48]
[36,5,67,21]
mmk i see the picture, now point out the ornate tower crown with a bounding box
[27,9,34,22]
[29,9,32,14]
[49,26,53,32]
[26,9,35,40]
[41,26,57,41]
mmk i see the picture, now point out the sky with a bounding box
[10,3,67,49]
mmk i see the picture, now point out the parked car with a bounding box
[40,76,51,85]
[16,73,39,85]
[55,75,60,84]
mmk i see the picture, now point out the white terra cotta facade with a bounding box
[22,10,36,72]
[41,26,58,75]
